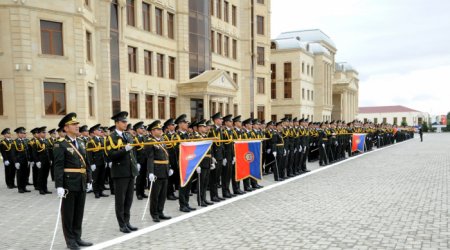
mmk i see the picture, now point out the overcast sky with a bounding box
[271,0,450,115]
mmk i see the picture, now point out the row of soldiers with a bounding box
[1,117,416,197]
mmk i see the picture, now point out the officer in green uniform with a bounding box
[1,128,16,189]
[105,111,139,233]
[86,124,109,199]
[53,112,93,249]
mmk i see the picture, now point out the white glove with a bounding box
[212,157,217,164]
[322,143,325,147]
[4,160,10,166]
[57,187,65,198]
[15,162,20,169]
[232,157,235,165]
[137,163,141,172]
[294,148,297,153]
[50,161,53,165]
[169,169,174,176]
[283,149,287,156]
[349,140,352,143]
[266,149,271,154]
[222,158,227,165]
[108,162,112,168]
[30,162,35,168]
[299,145,302,152]
[335,141,338,146]
[211,163,216,170]
[196,167,201,174]
[86,183,93,192]
[273,151,277,157]
[90,164,96,172]
[125,144,134,151]
[36,162,42,169]
[149,173,155,182]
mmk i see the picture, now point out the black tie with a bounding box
[72,140,77,149]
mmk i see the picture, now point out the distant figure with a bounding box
[419,127,423,142]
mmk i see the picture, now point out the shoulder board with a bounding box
[58,138,65,142]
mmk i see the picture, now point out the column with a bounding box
[203,94,210,119]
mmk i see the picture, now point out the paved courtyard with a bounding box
[1,133,449,249]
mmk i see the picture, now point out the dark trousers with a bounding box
[61,190,86,245]
[37,161,50,192]
[32,165,39,189]
[93,163,106,194]
[150,178,168,218]
[105,167,114,194]
[135,164,147,197]
[273,152,283,181]
[113,177,134,228]
[179,180,191,208]
[319,143,328,165]
[4,162,16,187]
[209,168,220,199]
[167,164,179,196]
[231,163,241,193]
[50,162,54,181]
[199,168,210,203]
[301,146,309,171]
[17,161,28,190]
[221,160,232,196]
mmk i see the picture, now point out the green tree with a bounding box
[401,120,408,127]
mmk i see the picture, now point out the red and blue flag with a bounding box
[352,133,366,152]
[179,141,212,187]
[234,140,262,181]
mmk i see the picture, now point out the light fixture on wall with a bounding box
[15,64,20,71]
[26,64,31,71]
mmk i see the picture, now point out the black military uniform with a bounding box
[1,128,16,189]
[28,128,40,190]
[208,112,226,201]
[48,128,57,181]
[146,120,172,222]
[34,127,52,194]
[105,111,139,233]
[175,114,196,212]
[53,112,93,249]
[132,122,148,200]
[193,119,214,206]
[231,116,245,195]
[12,127,31,192]
[221,114,235,198]
[86,124,109,199]
[162,118,179,200]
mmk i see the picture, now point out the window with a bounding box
[302,88,305,99]
[374,118,378,124]
[155,7,163,35]
[129,93,138,118]
[234,104,238,116]
[224,1,229,22]
[126,0,135,26]
[257,0,264,4]
[157,53,164,77]
[142,2,151,32]
[219,103,224,114]
[383,117,387,124]
[0,81,3,115]
[232,39,237,59]
[257,16,264,35]
[86,31,92,62]
[284,62,292,98]
[307,65,310,75]
[170,97,176,118]
[167,12,174,39]
[146,95,154,119]
[402,117,407,124]
[44,82,66,115]
[84,0,89,7]
[311,91,314,101]
[144,50,152,75]
[40,20,63,55]
[307,90,310,100]
[302,62,305,73]
[217,33,222,55]
[257,46,265,65]
[210,0,214,16]
[393,117,398,125]
[311,66,314,77]
[257,77,265,94]
[211,31,215,53]
[285,114,292,119]
[128,46,137,73]
[271,115,277,122]
[231,5,237,26]
[257,106,265,121]
[169,56,176,79]
[271,64,276,99]
[224,36,229,57]
[88,86,94,117]
[158,96,165,119]
[233,73,238,85]
[211,102,216,115]
[216,0,221,19]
